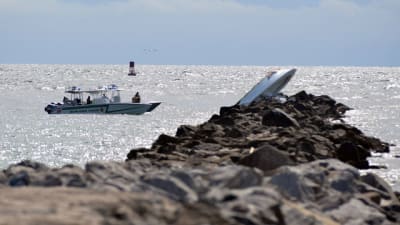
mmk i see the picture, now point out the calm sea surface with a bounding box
[1,65,400,189]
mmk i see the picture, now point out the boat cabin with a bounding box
[63,85,122,105]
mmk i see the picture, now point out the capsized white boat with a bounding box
[237,68,296,106]
[44,84,160,115]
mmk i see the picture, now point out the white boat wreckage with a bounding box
[44,84,160,115]
[237,68,297,106]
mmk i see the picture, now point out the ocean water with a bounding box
[0,65,400,189]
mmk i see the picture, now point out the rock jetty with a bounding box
[128,90,389,170]
[0,91,398,225]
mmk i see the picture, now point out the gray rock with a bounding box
[0,172,7,186]
[361,173,399,203]
[267,159,360,202]
[57,165,87,187]
[280,203,330,225]
[329,170,358,193]
[267,167,313,201]
[208,165,263,189]
[207,187,284,225]
[85,161,140,191]
[327,198,390,225]
[10,160,49,172]
[141,173,198,203]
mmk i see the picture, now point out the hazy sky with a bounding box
[1,0,399,66]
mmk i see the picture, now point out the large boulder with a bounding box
[238,144,295,173]
[262,108,300,128]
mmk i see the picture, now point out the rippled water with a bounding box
[1,65,399,189]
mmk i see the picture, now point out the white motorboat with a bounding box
[44,84,160,115]
[237,68,297,106]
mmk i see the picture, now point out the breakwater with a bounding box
[0,91,398,225]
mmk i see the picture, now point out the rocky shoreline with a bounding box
[0,91,399,225]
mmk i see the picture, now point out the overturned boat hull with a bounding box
[238,68,296,106]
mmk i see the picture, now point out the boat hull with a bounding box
[238,68,296,106]
[45,102,161,115]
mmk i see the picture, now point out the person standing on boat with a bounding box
[101,94,110,103]
[86,96,91,104]
[132,92,141,103]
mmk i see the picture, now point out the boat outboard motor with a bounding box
[44,104,54,114]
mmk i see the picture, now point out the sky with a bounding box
[0,0,399,66]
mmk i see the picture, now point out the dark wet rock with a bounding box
[336,142,370,168]
[126,147,150,160]
[262,108,300,128]
[8,171,30,186]
[155,134,180,145]
[238,144,295,173]
[176,124,197,137]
